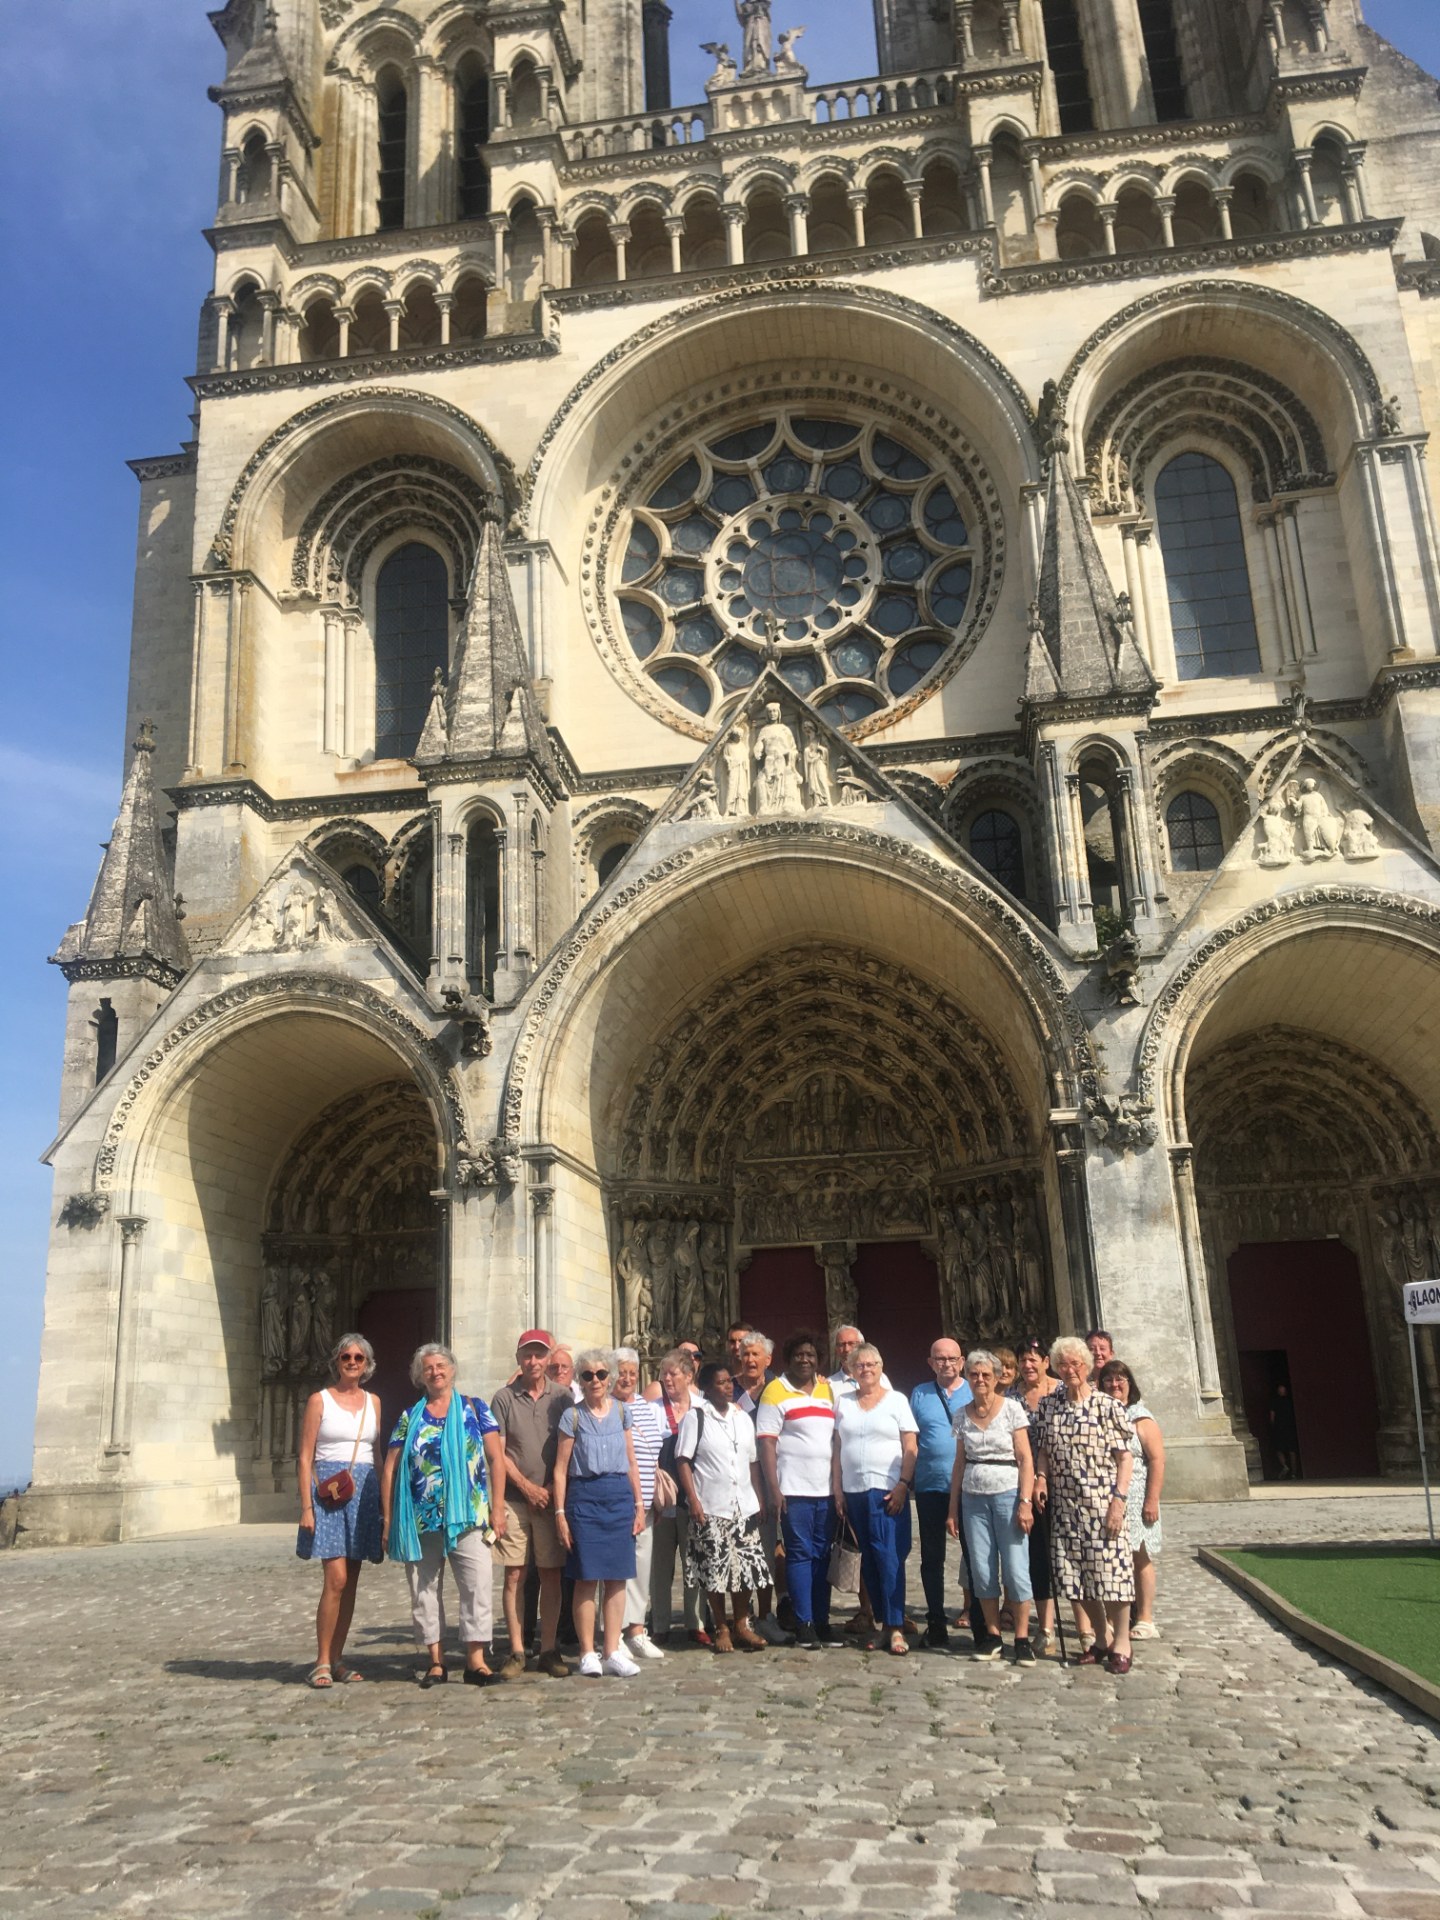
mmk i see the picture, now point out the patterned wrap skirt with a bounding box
[684,1512,771,1595]
[295,1460,383,1563]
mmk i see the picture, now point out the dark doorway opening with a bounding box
[358,1286,438,1441]
[1227,1240,1377,1478]
[853,1242,941,1395]
[738,1247,825,1358]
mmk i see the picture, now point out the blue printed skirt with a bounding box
[296,1460,383,1564]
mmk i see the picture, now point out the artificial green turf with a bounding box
[1219,1546,1440,1689]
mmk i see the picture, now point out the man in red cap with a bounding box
[490,1330,572,1678]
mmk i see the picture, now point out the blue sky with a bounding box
[2,1,1438,1491]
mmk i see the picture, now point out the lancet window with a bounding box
[1154,453,1261,679]
[377,68,408,230]
[968,809,1027,897]
[374,543,449,759]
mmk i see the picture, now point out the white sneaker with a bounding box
[602,1649,641,1677]
[626,1631,665,1661]
[578,1651,603,1678]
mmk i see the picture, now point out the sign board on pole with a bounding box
[1403,1282,1440,1326]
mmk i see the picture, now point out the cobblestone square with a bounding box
[3,1493,1438,1917]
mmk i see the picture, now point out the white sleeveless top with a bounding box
[316,1389,379,1464]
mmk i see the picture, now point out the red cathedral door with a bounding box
[738,1248,827,1359]
[853,1242,941,1395]
[358,1288,438,1441]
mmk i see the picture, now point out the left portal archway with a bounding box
[117,1008,443,1529]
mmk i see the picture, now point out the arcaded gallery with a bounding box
[25,0,1440,1542]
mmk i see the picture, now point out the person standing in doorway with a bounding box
[909,1338,972,1650]
[489,1330,573,1680]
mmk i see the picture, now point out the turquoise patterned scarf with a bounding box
[388,1391,476,1563]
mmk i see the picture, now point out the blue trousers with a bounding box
[961,1486,1033,1603]
[849,1486,912,1630]
[781,1495,834,1629]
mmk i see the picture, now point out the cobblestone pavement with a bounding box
[3,1493,1439,1918]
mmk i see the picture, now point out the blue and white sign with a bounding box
[1403,1282,1440,1326]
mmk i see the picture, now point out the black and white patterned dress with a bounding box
[1033,1389,1136,1602]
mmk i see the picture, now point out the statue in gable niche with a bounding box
[753,703,802,813]
[721,724,751,817]
[801,722,833,809]
[1255,798,1295,867]
[1292,778,1341,858]
[682,771,721,821]
[1341,808,1380,859]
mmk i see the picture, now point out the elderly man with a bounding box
[733,1333,775,1413]
[547,1344,581,1399]
[829,1325,889,1397]
[910,1337,973,1650]
[489,1330,573,1679]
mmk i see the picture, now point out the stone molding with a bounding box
[92,972,468,1195]
[987,220,1399,298]
[126,452,197,483]
[168,777,425,823]
[191,334,555,404]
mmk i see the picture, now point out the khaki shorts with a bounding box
[492,1496,566,1570]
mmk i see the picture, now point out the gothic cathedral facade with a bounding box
[26,0,1440,1541]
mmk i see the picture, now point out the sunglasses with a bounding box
[339,1352,366,1363]
[579,1368,609,1383]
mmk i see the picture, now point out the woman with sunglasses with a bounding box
[295,1332,384,1688]
[553,1348,647,1677]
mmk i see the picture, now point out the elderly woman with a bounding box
[1031,1335,1136,1674]
[648,1348,709,1645]
[833,1343,919,1656]
[1014,1338,1059,1654]
[946,1349,1034,1663]
[1098,1360,1165,1640]
[675,1362,770,1653]
[553,1347,646,1677]
[614,1346,667,1661]
[295,1332,384,1687]
[381,1342,508,1688]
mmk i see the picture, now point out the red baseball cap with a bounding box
[516,1328,554,1353]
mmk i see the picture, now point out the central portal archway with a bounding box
[520,835,1084,1380]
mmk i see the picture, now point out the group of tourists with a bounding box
[295,1319,1165,1687]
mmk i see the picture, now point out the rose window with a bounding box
[611,408,982,731]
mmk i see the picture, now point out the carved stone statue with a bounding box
[1255,798,1295,866]
[957,1201,994,1333]
[671,1218,703,1339]
[1377,393,1403,437]
[1015,1194,1047,1327]
[309,886,344,944]
[287,1272,312,1376]
[938,1214,966,1336]
[753,703,802,813]
[721,724,751,816]
[682,770,721,821]
[274,884,306,949]
[617,1213,653,1349]
[819,1240,857,1338]
[736,0,772,74]
[1292,778,1341,857]
[261,1266,288,1377]
[647,1216,675,1340]
[1340,807,1380,859]
[700,39,737,85]
[835,763,871,806]
[699,1222,729,1348]
[308,1269,336,1372]
[800,722,833,809]
[775,24,806,70]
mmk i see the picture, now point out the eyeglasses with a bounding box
[579,1369,609,1383]
[339,1352,366,1363]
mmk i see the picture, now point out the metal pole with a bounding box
[1407,1318,1436,1546]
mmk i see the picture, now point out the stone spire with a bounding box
[414,515,561,786]
[1025,382,1156,709]
[52,722,189,987]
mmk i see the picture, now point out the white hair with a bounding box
[853,1342,884,1370]
[742,1332,774,1360]
[575,1346,616,1378]
[613,1346,640,1368]
[410,1342,457,1387]
[965,1349,999,1377]
[1050,1334,1091,1373]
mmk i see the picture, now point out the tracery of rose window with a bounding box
[612,408,982,731]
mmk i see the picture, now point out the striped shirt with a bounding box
[756,1374,837,1498]
[625,1394,666,1506]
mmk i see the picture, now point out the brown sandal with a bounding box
[732,1623,767,1651]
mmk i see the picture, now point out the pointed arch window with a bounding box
[1165,791,1224,870]
[374,543,449,758]
[377,68,408,230]
[969,808,1026,896]
[1154,453,1261,678]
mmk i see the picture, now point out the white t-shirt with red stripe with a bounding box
[756,1373,837,1498]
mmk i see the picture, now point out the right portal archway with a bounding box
[1179,924,1440,1478]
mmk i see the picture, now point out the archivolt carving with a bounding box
[289,454,490,603]
[1084,357,1331,512]
[206,389,519,571]
[933,1171,1051,1344]
[269,1079,441,1234]
[618,941,1034,1187]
